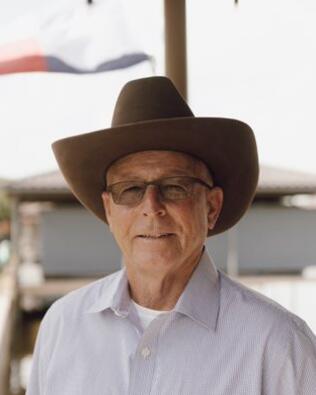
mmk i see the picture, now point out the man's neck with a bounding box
[125,250,203,311]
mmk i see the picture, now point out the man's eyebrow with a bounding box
[110,169,196,181]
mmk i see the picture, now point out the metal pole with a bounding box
[164,0,187,100]
[9,196,20,268]
[227,226,239,277]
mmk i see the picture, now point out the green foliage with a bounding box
[0,190,10,221]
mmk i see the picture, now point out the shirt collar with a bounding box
[86,267,130,316]
[173,247,220,332]
[86,247,220,332]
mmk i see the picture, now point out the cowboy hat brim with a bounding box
[52,116,258,236]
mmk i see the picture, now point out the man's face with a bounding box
[101,151,223,276]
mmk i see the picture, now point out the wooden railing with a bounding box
[0,259,18,395]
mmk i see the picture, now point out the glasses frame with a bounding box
[106,175,214,206]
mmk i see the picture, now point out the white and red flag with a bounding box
[0,0,151,75]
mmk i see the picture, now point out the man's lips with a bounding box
[136,233,175,239]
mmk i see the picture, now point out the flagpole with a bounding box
[164,0,187,100]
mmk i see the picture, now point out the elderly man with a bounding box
[27,77,316,395]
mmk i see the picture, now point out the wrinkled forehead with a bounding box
[105,150,213,183]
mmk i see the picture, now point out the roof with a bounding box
[6,170,71,201]
[7,170,69,194]
[5,165,316,200]
[256,165,316,197]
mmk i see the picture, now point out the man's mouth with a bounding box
[137,233,174,239]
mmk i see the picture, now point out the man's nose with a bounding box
[141,185,166,217]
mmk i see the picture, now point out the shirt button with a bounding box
[141,346,151,359]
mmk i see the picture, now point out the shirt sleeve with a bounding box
[25,301,61,395]
[266,318,316,394]
[25,321,43,395]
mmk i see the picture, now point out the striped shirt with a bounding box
[26,248,316,395]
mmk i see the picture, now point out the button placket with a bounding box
[129,316,167,395]
[141,346,151,359]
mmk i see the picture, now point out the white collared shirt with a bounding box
[26,248,316,395]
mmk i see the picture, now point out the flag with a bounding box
[0,0,152,75]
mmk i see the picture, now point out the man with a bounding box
[27,77,316,395]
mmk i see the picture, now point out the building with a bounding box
[6,165,316,279]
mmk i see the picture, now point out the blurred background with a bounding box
[1,0,316,394]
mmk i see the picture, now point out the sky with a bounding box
[1,0,316,180]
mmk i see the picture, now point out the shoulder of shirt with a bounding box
[218,269,316,347]
[41,269,122,324]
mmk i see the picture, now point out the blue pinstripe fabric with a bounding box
[26,248,316,395]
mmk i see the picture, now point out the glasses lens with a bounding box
[160,178,192,200]
[112,182,145,205]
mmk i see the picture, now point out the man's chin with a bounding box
[132,250,178,270]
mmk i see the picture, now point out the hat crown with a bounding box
[111,76,194,127]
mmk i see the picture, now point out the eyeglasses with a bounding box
[106,176,214,206]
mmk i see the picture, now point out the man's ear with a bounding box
[101,191,113,231]
[206,187,224,230]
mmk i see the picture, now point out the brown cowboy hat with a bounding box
[52,76,259,236]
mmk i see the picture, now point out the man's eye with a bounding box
[122,186,143,194]
[163,184,187,196]
[164,184,183,190]
[164,181,188,189]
